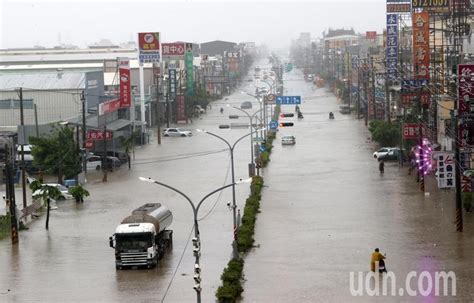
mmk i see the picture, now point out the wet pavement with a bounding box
[0,62,270,302]
[1,65,474,303]
[242,70,474,302]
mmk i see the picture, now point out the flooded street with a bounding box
[243,70,474,302]
[1,67,473,303]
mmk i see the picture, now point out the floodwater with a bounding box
[242,69,474,302]
[1,64,473,303]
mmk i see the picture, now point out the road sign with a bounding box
[266,94,276,104]
[269,120,278,130]
[276,96,301,105]
[259,144,266,152]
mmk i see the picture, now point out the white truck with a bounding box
[109,203,173,269]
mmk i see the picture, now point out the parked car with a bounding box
[373,147,393,159]
[281,135,296,145]
[32,183,73,200]
[378,148,407,162]
[339,105,351,114]
[163,128,192,137]
[240,101,253,109]
[86,156,102,170]
[195,105,205,114]
[92,151,128,164]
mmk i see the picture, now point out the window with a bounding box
[0,99,11,109]
[0,99,34,109]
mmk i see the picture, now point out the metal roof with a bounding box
[0,49,138,64]
[0,72,86,90]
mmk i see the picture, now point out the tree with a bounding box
[30,180,61,230]
[368,120,400,147]
[29,126,81,184]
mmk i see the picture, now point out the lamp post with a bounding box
[139,177,251,303]
[197,128,262,259]
[227,105,264,177]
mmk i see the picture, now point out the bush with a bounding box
[216,258,245,302]
[0,215,10,240]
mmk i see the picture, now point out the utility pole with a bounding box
[370,56,376,121]
[357,56,361,119]
[18,87,27,209]
[454,108,463,232]
[155,74,161,145]
[5,146,19,244]
[102,125,108,183]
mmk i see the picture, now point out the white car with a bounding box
[86,156,102,170]
[33,183,73,200]
[281,135,296,145]
[373,147,393,159]
[163,128,192,137]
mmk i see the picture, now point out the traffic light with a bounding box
[280,113,294,118]
[279,122,294,127]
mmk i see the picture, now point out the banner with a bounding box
[99,98,120,115]
[366,31,377,40]
[458,64,474,149]
[176,94,186,123]
[401,92,430,106]
[86,130,113,140]
[434,152,455,188]
[118,58,131,108]
[168,69,177,100]
[403,123,430,139]
[185,43,194,96]
[138,32,160,64]
[162,43,185,59]
[386,14,398,81]
[413,12,430,80]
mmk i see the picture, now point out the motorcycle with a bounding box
[298,112,304,119]
[329,112,334,119]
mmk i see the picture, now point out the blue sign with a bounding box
[276,96,301,105]
[259,144,266,152]
[269,120,278,130]
[386,14,398,80]
[401,79,430,92]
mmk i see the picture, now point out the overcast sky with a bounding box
[0,0,386,50]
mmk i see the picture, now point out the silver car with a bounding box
[163,128,192,137]
[281,135,296,145]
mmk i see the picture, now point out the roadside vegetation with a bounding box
[216,106,280,302]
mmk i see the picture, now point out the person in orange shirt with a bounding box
[370,248,386,272]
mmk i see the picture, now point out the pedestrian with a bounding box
[370,248,386,273]
[220,107,224,114]
[379,160,385,175]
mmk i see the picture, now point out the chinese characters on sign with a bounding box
[118,58,131,108]
[162,43,185,59]
[138,32,161,64]
[412,12,430,80]
[435,152,455,189]
[168,69,177,100]
[386,14,398,80]
[176,94,186,123]
[185,43,194,96]
[86,130,113,140]
[401,92,430,106]
[403,123,431,139]
[98,98,120,115]
[386,2,411,13]
[366,31,377,40]
[458,64,474,151]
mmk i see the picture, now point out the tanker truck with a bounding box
[109,203,173,269]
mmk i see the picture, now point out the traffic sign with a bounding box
[276,96,301,105]
[266,94,276,104]
[269,120,278,130]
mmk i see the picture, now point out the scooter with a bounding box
[298,112,304,119]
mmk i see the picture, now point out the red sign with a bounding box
[138,32,160,52]
[85,140,94,149]
[387,3,411,12]
[401,92,431,106]
[99,98,121,115]
[403,123,430,139]
[86,130,113,141]
[413,12,430,80]
[176,94,186,122]
[119,67,131,108]
[366,31,377,40]
[162,43,185,58]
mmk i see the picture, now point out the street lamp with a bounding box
[196,128,263,259]
[226,105,263,177]
[241,91,265,140]
[139,176,251,303]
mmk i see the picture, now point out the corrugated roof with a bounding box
[0,72,86,90]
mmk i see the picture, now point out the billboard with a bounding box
[413,12,430,80]
[98,98,120,116]
[168,69,177,100]
[458,64,474,150]
[162,43,185,59]
[138,32,160,64]
[118,58,131,108]
[386,14,398,81]
[185,43,194,96]
[176,94,186,123]
[434,152,455,188]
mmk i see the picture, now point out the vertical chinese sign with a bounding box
[185,43,194,96]
[412,12,430,80]
[176,94,186,123]
[118,58,131,108]
[138,32,161,64]
[168,68,177,100]
[386,14,398,81]
[458,64,474,169]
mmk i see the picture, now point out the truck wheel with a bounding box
[169,234,173,247]
[115,265,122,270]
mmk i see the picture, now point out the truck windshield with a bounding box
[116,233,152,250]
